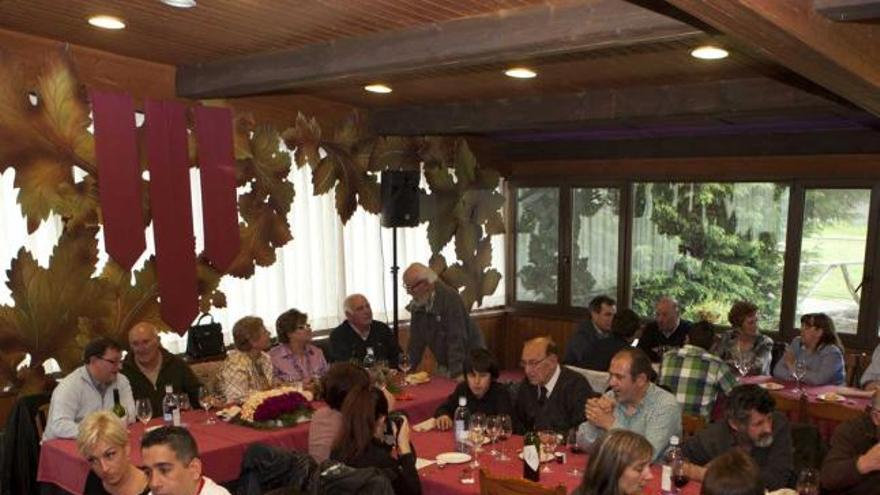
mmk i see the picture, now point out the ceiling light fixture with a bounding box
[364,84,392,94]
[690,45,729,60]
[505,67,537,79]
[160,0,197,8]
[88,15,126,30]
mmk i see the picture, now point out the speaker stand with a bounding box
[390,226,401,349]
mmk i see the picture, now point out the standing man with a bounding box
[514,337,595,434]
[638,296,692,362]
[122,322,203,415]
[820,390,880,494]
[564,295,616,367]
[43,338,135,440]
[577,348,681,460]
[141,426,230,495]
[329,293,400,367]
[403,262,484,379]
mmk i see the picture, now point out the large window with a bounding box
[796,189,871,334]
[572,187,620,307]
[631,183,789,330]
[515,187,559,304]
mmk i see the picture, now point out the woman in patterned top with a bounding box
[711,301,774,376]
[217,316,273,404]
[268,308,329,386]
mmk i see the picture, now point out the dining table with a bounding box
[37,375,459,495]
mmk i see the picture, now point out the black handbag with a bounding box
[186,314,225,359]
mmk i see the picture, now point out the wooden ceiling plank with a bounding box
[368,77,857,135]
[176,0,703,99]
[666,0,880,116]
[814,0,880,21]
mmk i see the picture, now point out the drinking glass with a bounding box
[538,430,558,473]
[468,415,486,468]
[135,399,152,427]
[485,415,501,457]
[793,359,808,394]
[497,414,513,461]
[398,352,411,385]
[177,393,191,412]
[567,429,583,477]
[796,468,819,495]
[198,386,216,425]
[734,348,753,377]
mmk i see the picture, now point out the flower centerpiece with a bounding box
[237,386,313,429]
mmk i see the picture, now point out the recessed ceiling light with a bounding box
[505,67,537,79]
[691,45,729,60]
[160,0,197,8]
[88,15,126,30]
[364,84,392,94]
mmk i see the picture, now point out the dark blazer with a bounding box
[121,348,203,414]
[434,381,514,419]
[332,440,421,495]
[513,366,595,434]
[329,320,400,367]
[682,411,794,490]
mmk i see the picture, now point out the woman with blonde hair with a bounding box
[573,430,654,495]
[217,316,273,404]
[77,411,148,495]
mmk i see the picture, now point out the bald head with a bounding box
[521,337,559,386]
[655,297,681,333]
[129,322,161,367]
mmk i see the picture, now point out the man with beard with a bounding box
[681,384,794,490]
[576,347,681,460]
[820,390,880,494]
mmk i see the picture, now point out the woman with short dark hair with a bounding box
[269,308,328,385]
[432,348,513,431]
[331,386,421,495]
[711,301,773,375]
[773,313,845,385]
[572,430,654,495]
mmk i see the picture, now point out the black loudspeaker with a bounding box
[381,170,420,227]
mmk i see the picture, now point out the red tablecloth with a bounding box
[412,430,701,495]
[38,377,457,494]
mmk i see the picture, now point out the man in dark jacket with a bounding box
[514,336,595,434]
[820,392,880,495]
[682,384,794,491]
[121,322,202,414]
[564,295,616,367]
[637,296,692,362]
[330,294,400,367]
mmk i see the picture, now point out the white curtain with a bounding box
[0,152,505,358]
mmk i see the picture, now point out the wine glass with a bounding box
[567,429,583,477]
[796,468,819,495]
[497,414,513,461]
[135,399,152,427]
[398,352,411,385]
[538,430,558,473]
[198,386,216,425]
[468,414,486,468]
[734,347,753,377]
[485,415,501,457]
[793,359,807,394]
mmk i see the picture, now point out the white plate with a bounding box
[759,382,784,391]
[436,452,472,464]
[817,393,845,402]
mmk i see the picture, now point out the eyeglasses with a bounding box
[97,357,122,367]
[404,279,427,292]
[519,355,549,369]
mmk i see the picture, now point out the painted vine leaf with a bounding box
[281,112,321,169]
[429,238,501,311]
[0,49,95,233]
[313,112,381,223]
[369,136,422,171]
[241,125,294,216]
[0,227,105,373]
[196,260,226,313]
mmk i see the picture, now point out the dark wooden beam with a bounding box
[814,0,880,21]
[176,0,703,99]
[665,0,880,116]
[368,78,855,135]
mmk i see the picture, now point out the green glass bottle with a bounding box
[522,431,540,482]
[112,389,126,419]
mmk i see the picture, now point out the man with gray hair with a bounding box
[637,296,692,362]
[329,293,400,366]
[402,262,484,379]
[821,389,880,494]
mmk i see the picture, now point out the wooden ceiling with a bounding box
[0,0,878,154]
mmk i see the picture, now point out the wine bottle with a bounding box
[111,389,126,419]
[522,431,541,482]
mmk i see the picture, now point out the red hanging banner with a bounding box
[194,106,240,272]
[145,100,199,333]
[90,90,145,270]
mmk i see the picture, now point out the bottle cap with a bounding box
[165,385,173,393]
[458,396,467,406]
[670,435,679,446]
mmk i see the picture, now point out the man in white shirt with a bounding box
[43,338,135,440]
[141,426,230,495]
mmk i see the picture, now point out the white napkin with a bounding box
[413,417,436,432]
[415,458,436,470]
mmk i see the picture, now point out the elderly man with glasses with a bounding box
[513,336,596,434]
[43,337,136,440]
[402,262,484,380]
[821,390,880,495]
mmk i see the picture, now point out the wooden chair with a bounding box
[682,414,707,438]
[479,469,566,495]
[33,402,49,439]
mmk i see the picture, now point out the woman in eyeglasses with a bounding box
[269,308,328,387]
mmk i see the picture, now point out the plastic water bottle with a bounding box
[453,396,470,453]
[162,385,180,426]
[662,435,687,494]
